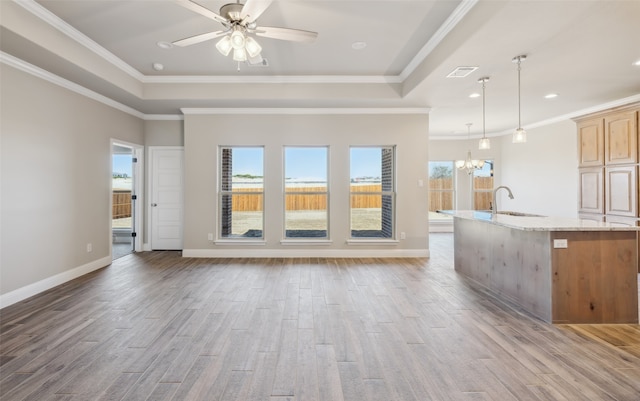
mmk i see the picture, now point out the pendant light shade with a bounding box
[478,77,490,150]
[512,55,527,143]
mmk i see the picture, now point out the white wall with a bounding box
[182,112,430,257]
[499,120,578,217]
[0,65,144,305]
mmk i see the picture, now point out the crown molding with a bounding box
[180,107,430,115]
[399,0,478,81]
[142,75,402,84]
[13,0,406,86]
[13,0,145,81]
[429,93,640,140]
[1,51,145,119]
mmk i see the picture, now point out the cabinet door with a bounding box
[577,118,604,167]
[605,166,637,217]
[604,111,637,165]
[578,168,603,214]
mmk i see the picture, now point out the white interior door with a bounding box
[150,147,184,250]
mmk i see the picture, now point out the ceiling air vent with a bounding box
[446,66,478,78]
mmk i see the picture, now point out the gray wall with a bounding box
[1,65,144,297]
[183,112,430,256]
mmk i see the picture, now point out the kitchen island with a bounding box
[439,210,638,324]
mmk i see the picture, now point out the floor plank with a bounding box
[1,234,639,400]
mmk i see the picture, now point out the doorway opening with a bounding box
[111,142,141,260]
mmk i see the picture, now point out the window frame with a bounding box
[282,146,330,241]
[348,145,397,241]
[217,146,265,242]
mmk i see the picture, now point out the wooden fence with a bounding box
[113,190,131,219]
[113,179,494,215]
[428,177,493,211]
[228,184,384,211]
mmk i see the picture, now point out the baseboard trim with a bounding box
[183,248,430,258]
[0,256,111,309]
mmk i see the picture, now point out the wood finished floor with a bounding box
[1,233,639,401]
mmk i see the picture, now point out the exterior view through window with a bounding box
[350,146,395,238]
[284,147,328,238]
[219,147,264,239]
[473,160,494,210]
[428,161,455,222]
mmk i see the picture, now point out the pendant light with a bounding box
[456,123,485,174]
[478,77,490,150]
[512,55,527,143]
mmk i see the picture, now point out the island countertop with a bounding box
[437,210,638,232]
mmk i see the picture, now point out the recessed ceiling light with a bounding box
[152,62,164,71]
[469,93,480,98]
[446,66,478,78]
[351,41,367,50]
[544,93,558,99]
[633,59,640,66]
[157,41,173,49]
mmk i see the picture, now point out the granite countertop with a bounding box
[437,210,639,232]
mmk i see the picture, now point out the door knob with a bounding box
[151,203,158,207]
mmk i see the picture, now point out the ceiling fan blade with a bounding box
[255,26,318,43]
[173,30,228,47]
[240,0,273,24]
[174,0,228,25]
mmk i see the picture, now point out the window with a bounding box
[473,160,493,211]
[350,146,395,238]
[428,161,455,221]
[219,147,264,239]
[284,147,329,238]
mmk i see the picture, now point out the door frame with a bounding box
[147,146,185,250]
[110,139,144,255]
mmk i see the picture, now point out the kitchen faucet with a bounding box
[492,186,514,215]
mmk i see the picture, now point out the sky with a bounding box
[113,147,386,180]
[113,154,132,176]
[232,147,383,181]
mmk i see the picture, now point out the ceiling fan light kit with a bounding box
[173,0,318,66]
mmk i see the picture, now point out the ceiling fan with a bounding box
[172,0,318,65]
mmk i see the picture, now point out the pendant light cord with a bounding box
[482,80,486,139]
[517,58,522,129]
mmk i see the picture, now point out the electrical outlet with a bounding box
[400,232,406,240]
[86,243,92,252]
[207,233,214,241]
[553,239,568,248]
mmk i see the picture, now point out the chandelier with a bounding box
[456,123,485,174]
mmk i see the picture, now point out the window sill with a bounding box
[280,239,333,246]
[214,240,267,246]
[346,239,399,245]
